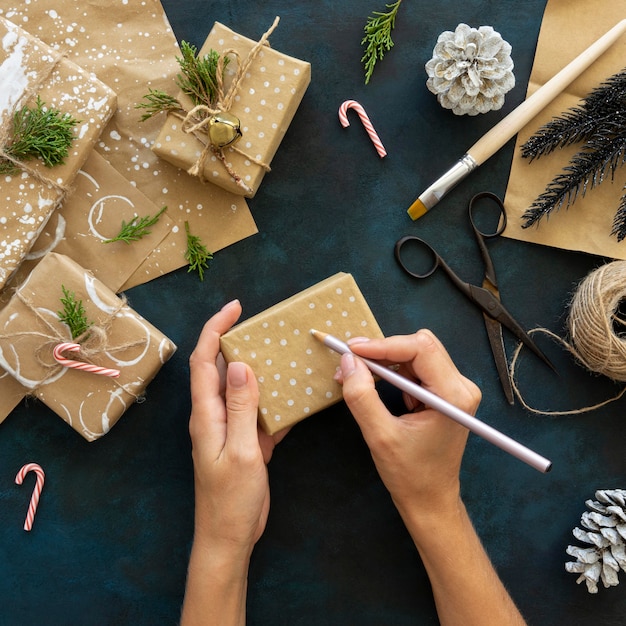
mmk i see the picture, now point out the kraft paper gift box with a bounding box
[152,19,311,198]
[0,253,177,441]
[220,272,384,435]
[0,16,117,292]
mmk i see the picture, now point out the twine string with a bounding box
[510,261,626,415]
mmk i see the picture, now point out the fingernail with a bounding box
[227,362,248,388]
[341,352,356,377]
[347,336,370,346]
[221,299,240,311]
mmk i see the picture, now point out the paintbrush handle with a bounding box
[468,19,626,165]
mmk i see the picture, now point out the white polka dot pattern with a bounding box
[220,273,384,435]
[152,21,311,199]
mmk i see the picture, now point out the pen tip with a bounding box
[310,329,324,341]
[407,198,428,220]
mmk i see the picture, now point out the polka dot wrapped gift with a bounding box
[220,273,384,435]
[0,17,117,292]
[152,19,311,198]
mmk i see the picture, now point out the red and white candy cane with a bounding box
[53,342,120,378]
[15,463,45,532]
[338,99,387,158]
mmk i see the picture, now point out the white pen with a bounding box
[310,329,552,474]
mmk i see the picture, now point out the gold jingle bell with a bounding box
[207,112,242,148]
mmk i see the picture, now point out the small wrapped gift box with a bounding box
[220,272,384,435]
[152,18,311,198]
[0,17,117,291]
[0,253,177,441]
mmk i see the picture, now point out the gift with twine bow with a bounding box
[0,253,177,441]
[0,16,117,292]
[151,17,311,198]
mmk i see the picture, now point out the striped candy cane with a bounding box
[15,463,45,532]
[338,99,387,158]
[53,342,120,378]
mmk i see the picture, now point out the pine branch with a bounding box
[0,96,79,173]
[361,0,402,85]
[521,68,626,238]
[58,286,92,340]
[136,89,183,122]
[103,206,167,244]
[522,132,626,229]
[184,221,213,281]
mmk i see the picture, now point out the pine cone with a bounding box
[425,23,515,116]
[565,489,626,593]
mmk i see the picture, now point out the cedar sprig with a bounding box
[361,0,403,85]
[0,96,79,174]
[520,69,626,240]
[58,285,92,340]
[136,43,228,120]
[136,89,183,122]
[103,205,167,244]
[184,221,213,281]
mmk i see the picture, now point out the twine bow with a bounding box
[178,16,280,191]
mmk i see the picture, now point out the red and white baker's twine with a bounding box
[15,463,45,532]
[338,99,387,158]
[53,342,120,378]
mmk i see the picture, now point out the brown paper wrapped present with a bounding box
[220,273,384,435]
[152,18,311,198]
[0,16,117,291]
[0,253,176,441]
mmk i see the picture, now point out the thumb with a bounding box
[340,353,394,440]
[225,362,260,451]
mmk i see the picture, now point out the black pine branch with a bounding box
[611,186,626,241]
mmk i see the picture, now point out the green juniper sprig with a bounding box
[136,42,228,120]
[103,206,167,244]
[520,69,626,240]
[58,285,92,340]
[361,0,403,85]
[0,96,79,174]
[184,221,213,281]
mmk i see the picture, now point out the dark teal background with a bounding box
[2,1,626,624]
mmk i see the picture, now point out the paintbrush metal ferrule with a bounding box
[407,154,478,219]
[311,329,552,474]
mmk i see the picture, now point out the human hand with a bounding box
[188,299,288,558]
[335,329,481,523]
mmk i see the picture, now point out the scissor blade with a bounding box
[483,313,515,405]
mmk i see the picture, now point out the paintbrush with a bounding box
[310,329,552,473]
[407,19,626,220]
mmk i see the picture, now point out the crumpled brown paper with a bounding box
[0,253,177,441]
[503,0,626,259]
[220,273,384,435]
[0,0,259,285]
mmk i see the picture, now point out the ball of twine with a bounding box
[568,260,626,382]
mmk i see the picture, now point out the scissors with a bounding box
[394,191,555,405]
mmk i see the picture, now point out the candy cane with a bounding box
[53,342,120,378]
[15,463,45,532]
[338,99,387,158]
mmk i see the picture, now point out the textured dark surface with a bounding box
[2,1,626,624]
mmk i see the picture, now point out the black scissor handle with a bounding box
[394,235,440,279]
[468,191,507,239]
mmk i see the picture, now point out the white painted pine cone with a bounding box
[425,23,515,116]
[565,489,626,593]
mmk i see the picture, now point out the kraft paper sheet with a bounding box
[503,0,626,259]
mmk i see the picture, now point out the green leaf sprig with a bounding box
[103,206,167,244]
[0,96,80,174]
[58,286,92,340]
[136,42,228,120]
[361,0,403,85]
[184,221,213,281]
